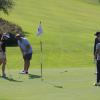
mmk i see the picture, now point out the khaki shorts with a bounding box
[0,52,6,59]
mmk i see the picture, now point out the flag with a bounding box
[36,21,43,36]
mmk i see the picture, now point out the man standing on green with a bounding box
[94,32,100,86]
[16,34,33,74]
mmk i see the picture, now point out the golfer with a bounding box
[94,32,100,86]
[16,34,32,74]
[0,33,9,77]
[94,32,100,58]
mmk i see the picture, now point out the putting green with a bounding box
[0,67,99,100]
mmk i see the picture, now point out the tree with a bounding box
[0,0,14,15]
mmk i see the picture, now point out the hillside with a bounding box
[0,0,100,68]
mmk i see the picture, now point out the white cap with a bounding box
[2,33,10,38]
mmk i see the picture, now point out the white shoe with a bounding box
[19,70,28,74]
[2,73,6,78]
[94,83,100,86]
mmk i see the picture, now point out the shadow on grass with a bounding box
[0,76,23,82]
[28,74,41,79]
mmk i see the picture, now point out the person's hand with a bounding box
[94,56,97,63]
[94,56,96,60]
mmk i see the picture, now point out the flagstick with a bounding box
[36,21,43,81]
[40,40,43,81]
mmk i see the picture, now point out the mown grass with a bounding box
[0,0,100,68]
[0,1,100,100]
[0,67,99,100]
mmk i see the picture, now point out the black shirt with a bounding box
[94,38,100,55]
[1,40,6,52]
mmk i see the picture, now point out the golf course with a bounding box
[0,0,100,100]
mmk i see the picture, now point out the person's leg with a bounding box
[23,54,32,73]
[0,59,4,76]
[96,60,100,83]
[2,58,6,77]
[23,59,30,73]
[20,54,32,74]
[0,60,2,68]
[24,58,26,71]
[97,60,100,83]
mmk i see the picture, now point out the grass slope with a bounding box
[0,0,100,68]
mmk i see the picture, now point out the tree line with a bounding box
[0,0,14,15]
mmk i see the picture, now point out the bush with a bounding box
[0,18,24,46]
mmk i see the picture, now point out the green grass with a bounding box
[0,0,100,99]
[0,0,99,67]
[0,67,99,100]
[0,0,100,100]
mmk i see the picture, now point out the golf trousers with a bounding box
[97,60,100,83]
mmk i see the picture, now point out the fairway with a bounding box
[0,67,99,100]
[1,0,100,67]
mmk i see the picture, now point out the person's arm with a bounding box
[19,46,24,55]
[24,39,31,53]
[94,49,99,60]
[1,41,6,53]
[25,44,31,52]
[94,43,100,60]
[18,40,24,55]
[94,38,97,55]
